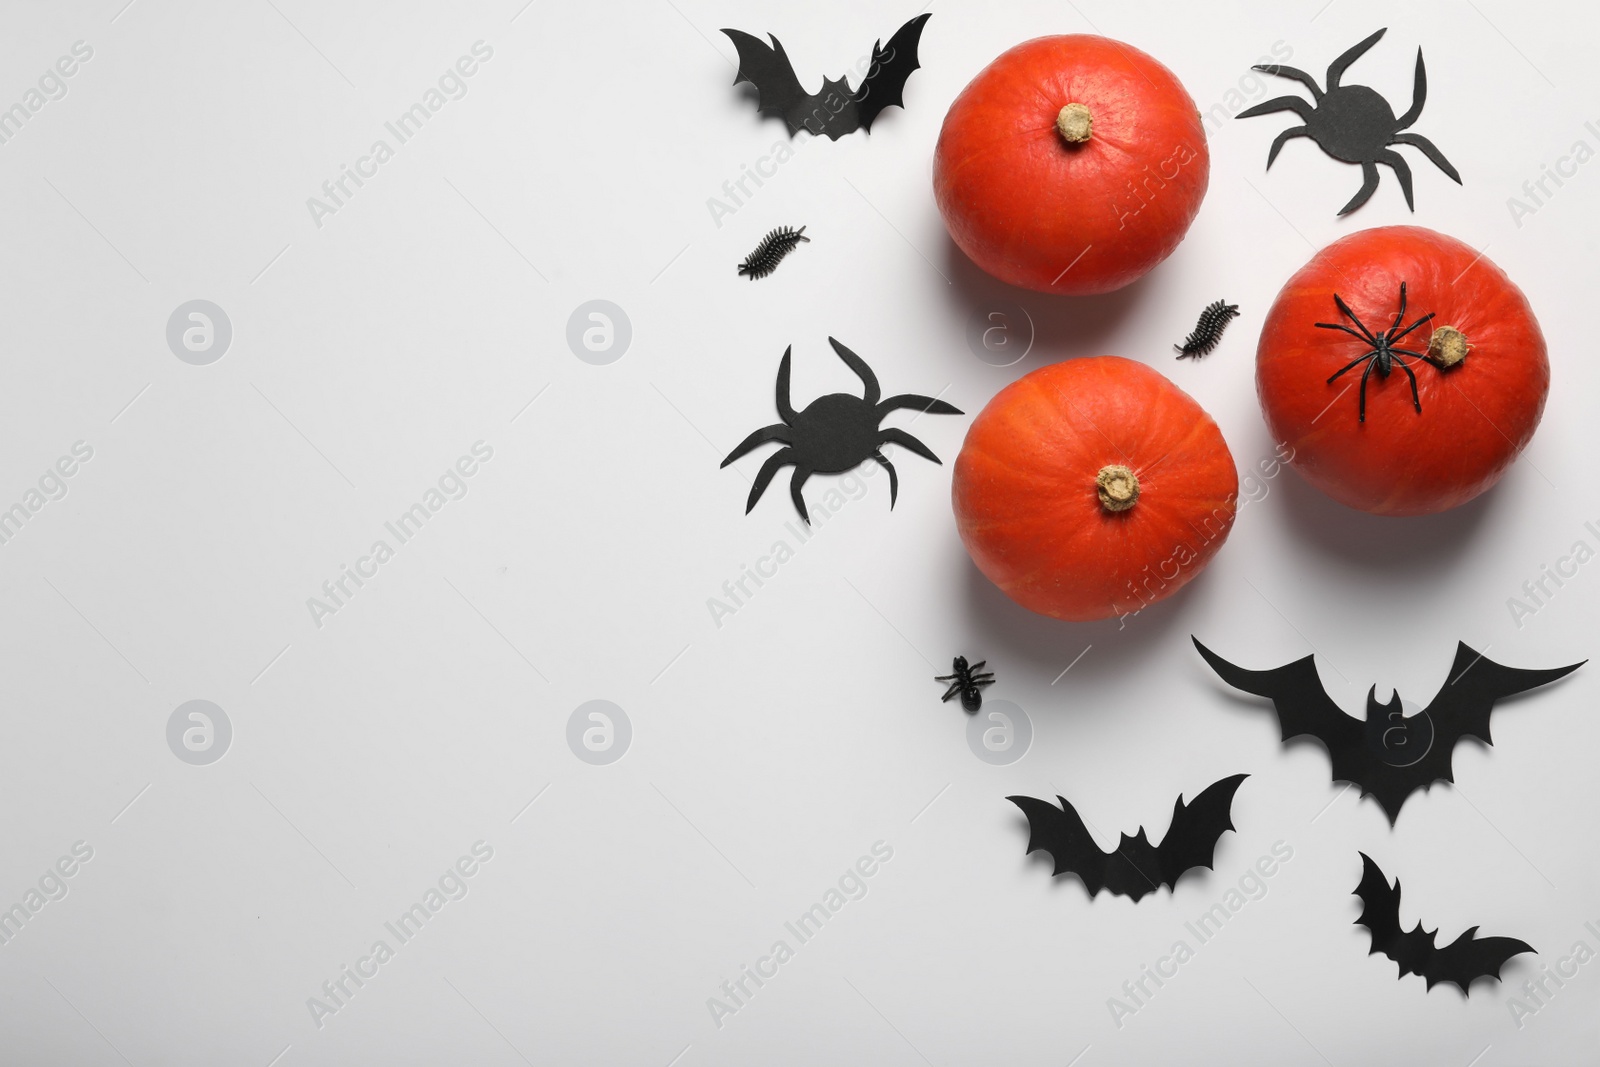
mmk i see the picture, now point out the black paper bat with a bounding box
[1194,638,1583,824]
[1008,775,1247,901]
[1355,852,1533,993]
[720,14,930,140]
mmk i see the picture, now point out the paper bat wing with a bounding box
[721,29,811,132]
[1356,643,1585,822]
[1193,638,1363,762]
[1155,773,1248,890]
[1420,642,1584,748]
[1007,794,1112,896]
[853,13,931,131]
[1425,927,1535,993]
[1354,852,1413,965]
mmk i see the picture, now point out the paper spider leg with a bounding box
[1390,132,1462,183]
[1250,64,1324,102]
[872,450,899,506]
[789,464,815,524]
[1394,48,1428,129]
[1237,95,1316,121]
[1340,160,1382,216]
[828,338,881,405]
[1266,125,1310,167]
[1326,27,1387,89]
[879,427,940,464]
[746,447,796,512]
[1325,349,1380,384]
[775,346,798,422]
[1377,148,1416,210]
[877,394,963,417]
[721,424,792,467]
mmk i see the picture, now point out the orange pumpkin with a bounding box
[953,357,1238,621]
[1257,226,1549,515]
[934,35,1210,295]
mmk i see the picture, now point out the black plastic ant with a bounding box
[935,656,995,713]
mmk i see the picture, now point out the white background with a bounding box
[0,0,1596,1064]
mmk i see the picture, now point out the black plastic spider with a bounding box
[935,655,994,713]
[1238,28,1461,215]
[721,338,962,523]
[1318,281,1436,423]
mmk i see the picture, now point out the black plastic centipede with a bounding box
[737,225,809,280]
[1175,300,1241,359]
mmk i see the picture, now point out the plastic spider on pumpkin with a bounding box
[1238,28,1461,215]
[721,338,962,523]
[1317,280,1437,422]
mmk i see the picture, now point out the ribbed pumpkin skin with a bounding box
[934,35,1209,295]
[1257,227,1549,516]
[953,357,1239,621]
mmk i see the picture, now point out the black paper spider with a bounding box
[1238,28,1461,215]
[721,338,961,523]
[1318,281,1436,423]
[935,656,995,713]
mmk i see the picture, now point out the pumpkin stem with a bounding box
[1097,464,1139,512]
[1056,103,1093,144]
[1425,325,1470,368]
